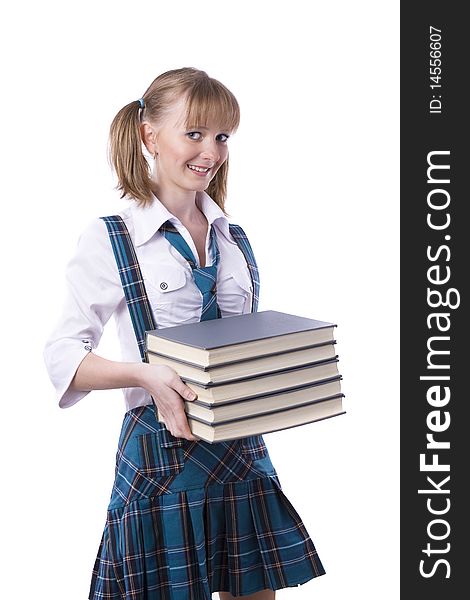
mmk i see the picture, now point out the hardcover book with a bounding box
[147,346,338,386]
[183,364,342,406]
[146,310,336,368]
[186,396,346,443]
[185,379,344,423]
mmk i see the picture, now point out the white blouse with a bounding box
[43,191,254,411]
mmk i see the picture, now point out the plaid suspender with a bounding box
[228,224,260,313]
[100,216,156,362]
[101,217,261,359]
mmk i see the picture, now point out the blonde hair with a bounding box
[109,67,240,211]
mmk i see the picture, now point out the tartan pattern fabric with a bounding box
[89,405,325,599]
[101,216,157,360]
[227,224,260,313]
[89,215,325,598]
[159,220,221,320]
[240,433,269,460]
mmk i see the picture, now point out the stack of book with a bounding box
[145,310,345,442]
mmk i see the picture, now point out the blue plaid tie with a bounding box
[159,220,221,321]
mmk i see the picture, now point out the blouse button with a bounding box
[160,282,168,290]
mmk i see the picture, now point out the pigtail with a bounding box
[109,100,153,206]
[206,159,230,216]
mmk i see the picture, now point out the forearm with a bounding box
[70,351,147,392]
[70,351,198,440]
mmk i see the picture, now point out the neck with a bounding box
[152,184,204,223]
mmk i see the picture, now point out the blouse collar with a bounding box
[130,190,231,247]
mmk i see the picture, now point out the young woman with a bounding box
[44,67,325,600]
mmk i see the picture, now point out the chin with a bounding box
[186,179,210,192]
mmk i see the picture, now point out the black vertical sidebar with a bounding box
[401,3,468,599]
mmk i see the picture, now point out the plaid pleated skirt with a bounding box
[88,405,325,599]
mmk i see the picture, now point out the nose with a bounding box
[200,138,220,163]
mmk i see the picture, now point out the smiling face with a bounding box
[142,95,232,198]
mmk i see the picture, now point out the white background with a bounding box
[1,1,399,598]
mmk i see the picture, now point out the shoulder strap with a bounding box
[228,223,260,313]
[100,215,156,362]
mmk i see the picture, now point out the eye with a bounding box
[217,133,230,143]
[186,131,202,140]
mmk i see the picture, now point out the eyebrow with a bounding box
[186,125,230,132]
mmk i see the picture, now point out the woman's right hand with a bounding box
[70,353,198,440]
[139,363,199,441]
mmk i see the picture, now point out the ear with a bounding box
[140,122,158,155]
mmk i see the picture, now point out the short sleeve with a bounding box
[43,218,123,408]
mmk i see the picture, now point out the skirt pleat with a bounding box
[89,406,325,599]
